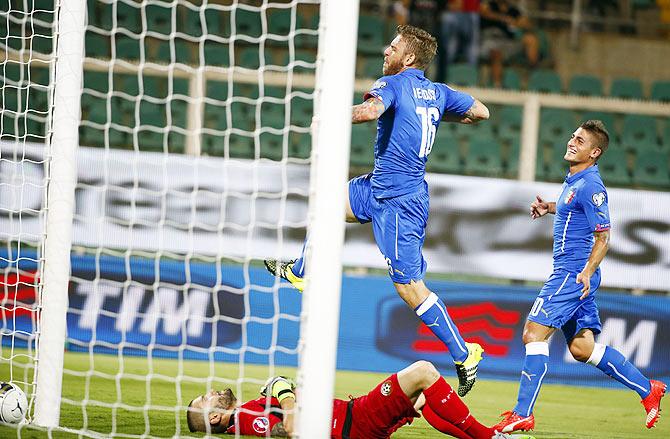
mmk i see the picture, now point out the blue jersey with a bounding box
[553,165,610,272]
[364,68,474,199]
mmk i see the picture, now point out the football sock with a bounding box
[423,377,495,439]
[415,292,469,363]
[290,238,308,278]
[587,343,651,398]
[422,405,474,439]
[513,341,549,417]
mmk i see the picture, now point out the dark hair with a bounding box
[580,119,609,158]
[396,25,437,70]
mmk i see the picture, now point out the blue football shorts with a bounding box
[527,268,603,341]
[348,174,428,284]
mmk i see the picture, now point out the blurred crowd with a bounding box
[391,0,547,86]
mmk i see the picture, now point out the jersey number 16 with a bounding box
[415,106,440,158]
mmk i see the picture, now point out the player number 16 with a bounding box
[415,106,440,158]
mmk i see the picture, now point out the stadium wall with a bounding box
[1,253,668,388]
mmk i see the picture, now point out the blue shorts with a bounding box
[348,174,428,284]
[527,269,603,341]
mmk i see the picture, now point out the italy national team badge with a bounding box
[380,380,393,396]
[592,192,606,206]
[252,417,270,434]
[564,188,576,204]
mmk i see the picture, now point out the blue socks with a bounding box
[414,292,468,363]
[514,342,549,417]
[587,343,651,398]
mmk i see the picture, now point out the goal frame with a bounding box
[32,0,85,428]
[296,0,359,436]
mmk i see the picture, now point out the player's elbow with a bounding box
[475,102,490,121]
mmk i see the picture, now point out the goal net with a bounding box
[0,0,58,424]
[0,0,355,437]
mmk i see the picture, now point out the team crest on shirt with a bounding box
[564,188,576,204]
[252,417,270,433]
[380,380,393,396]
[592,192,606,207]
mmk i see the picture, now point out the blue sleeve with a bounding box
[439,83,475,116]
[578,181,611,232]
[363,76,398,109]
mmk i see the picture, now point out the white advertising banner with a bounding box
[1,142,669,291]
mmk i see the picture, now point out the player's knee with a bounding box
[413,360,440,387]
[569,343,592,363]
[522,329,543,345]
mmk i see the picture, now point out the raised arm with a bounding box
[576,229,610,300]
[352,97,386,124]
[442,99,489,124]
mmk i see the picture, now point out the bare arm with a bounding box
[352,97,386,124]
[271,397,296,437]
[576,230,610,300]
[442,99,489,124]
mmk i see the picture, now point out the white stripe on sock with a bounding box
[415,292,438,316]
[608,362,649,394]
[435,300,467,355]
[526,363,548,417]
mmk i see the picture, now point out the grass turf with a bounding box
[0,351,667,438]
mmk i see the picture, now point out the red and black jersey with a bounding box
[226,396,283,436]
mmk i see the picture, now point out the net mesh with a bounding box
[1,0,320,436]
[0,0,57,423]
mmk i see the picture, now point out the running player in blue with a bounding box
[494,120,667,433]
[264,24,490,397]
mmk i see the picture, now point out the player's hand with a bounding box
[530,195,549,219]
[576,271,590,300]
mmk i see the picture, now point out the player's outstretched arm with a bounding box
[442,99,489,124]
[352,97,386,124]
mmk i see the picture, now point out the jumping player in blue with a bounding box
[494,120,667,433]
[265,24,490,397]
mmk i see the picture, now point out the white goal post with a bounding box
[33,0,85,428]
[296,0,358,436]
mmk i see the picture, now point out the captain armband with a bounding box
[272,379,296,403]
[260,376,296,403]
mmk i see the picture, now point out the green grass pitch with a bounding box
[0,351,667,438]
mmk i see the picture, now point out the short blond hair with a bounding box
[397,25,437,70]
